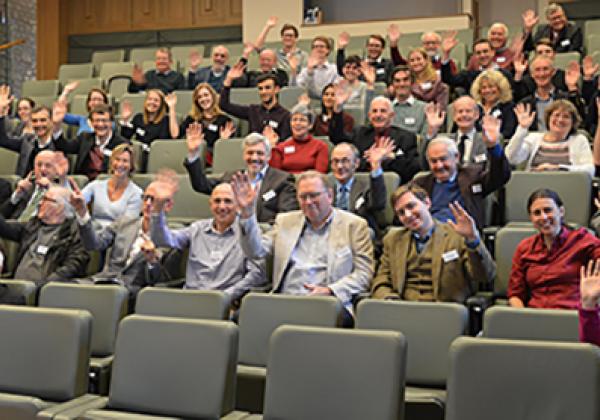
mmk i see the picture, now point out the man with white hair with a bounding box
[232,49,289,88]
[187,45,231,91]
[467,23,519,71]
[388,27,457,73]
[330,95,420,184]
[522,3,583,54]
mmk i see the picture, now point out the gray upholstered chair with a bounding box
[38,283,129,395]
[356,299,469,420]
[0,306,92,419]
[245,325,407,420]
[135,288,230,320]
[445,336,600,420]
[0,279,37,305]
[236,293,342,413]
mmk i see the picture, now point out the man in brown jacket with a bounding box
[371,183,495,303]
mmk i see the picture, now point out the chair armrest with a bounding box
[36,395,106,419]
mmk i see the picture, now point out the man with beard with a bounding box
[187,45,231,92]
[522,4,583,54]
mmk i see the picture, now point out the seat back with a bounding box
[118,93,146,116]
[0,279,37,305]
[92,49,126,75]
[0,148,19,175]
[108,315,238,418]
[230,87,260,105]
[129,47,159,65]
[39,283,128,357]
[22,79,60,97]
[553,51,581,71]
[263,325,407,420]
[494,225,537,295]
[135,289,229,320]
[64,77,103,96]
[238,293,342,366]
[356,299,468,386]
[504,171,591,226]
[99,62,135,82]
[171,44,206,73]
[169,174,212,221]
[445,336,600,420]
[173,89,193,117]
[58,63,95,85]
[146,139,199,173]
[279,86,304,110]
[482,306,579,342]
[0,305,91,401]
[212,137,246,174]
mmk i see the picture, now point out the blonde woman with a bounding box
[119,89,178,145]
[470,69,517,138]
[407,47,449,109]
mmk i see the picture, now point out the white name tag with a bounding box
[474,153,487,163]
[37,245,49,255]
[322,114,329,122]
[355,196,365,209]
[103,149,113,157]
[471,183,483,194]
[376,68,386,75]
[262,189,276,201]
[420,82,432,90]
[207,124,218,132]
[136,127,146,137]
[404,117,416,125]
[395,148,404,156]
[284,146,295,154]
[492,109,502,118]
[442,249,459,263]
[268,120,279,129]
[336,247,352,258]
[211,250,224,260]
[496,56,506,63]
[561,39,570,47]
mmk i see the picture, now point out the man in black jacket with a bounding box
[522,5,583,54]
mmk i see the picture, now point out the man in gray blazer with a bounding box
[232,170,374,323]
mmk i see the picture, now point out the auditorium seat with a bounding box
[482,306,579,342]
[118,92,146,116]
[22,79,60,97]
[230,87,260,106]
[28,95,56,109]
[220,42,246,58]
[63,78,103,97]
[212,137,246,174]
[171,44,206,73]
[91,49,126,76]
[244,325,407,420]
[48,315,241,419]
[0,306,92,419]
[0,148,19,175]
[70,93,114,117]
[356,299,469,420]
[173,89,193,117]
[236,293,343,413]
[58,63,95,86]
[0,279,37,305]
[553,51,581,71]
[344,105,365,126]
[39,283,129,395]
[445,336,600,420]
[98,62,135,85]
[146,139,198,174]
[278,86,304,110]
[129,47,159,65]
[135,288,230,320]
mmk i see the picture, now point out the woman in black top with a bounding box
[119,89,178,145]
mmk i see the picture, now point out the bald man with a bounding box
[232,48,289,88]
[150,182,266,304]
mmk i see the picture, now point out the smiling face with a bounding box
[479,78,500,105]
[31,108,52,139]
[488,25,507,50]
[243,141,269,176]
[366,36,384,60]
[259,50,277,72]
[17,99,33,122]
[257,78,279,106]
[34,151,57,182]
[368,98,394,130]
[145,90,163,114]
[531,57,555,89]
[394,191,433,235]
[529,197,563,239]
[281,28,297,49]
[331,144,359,184]
[87,91,107,111]
[209,183,238,229]
[195,86,214,110]
[452,96,479,131]
[111,149,132,178]
[548,8,567,32]
[408,50,427,74]
[321,85,336,110]
[291,113,310,139]
[427,142,459,182]
[155,50,172,73]
[392,70,412,100]
[297,176,333,225]
[211,46,229,71]
[547,107,573,138]
[535,43,556,60]
[91,111,112,139]
[311,39,330,60]
[473,41,494,68]
[421,33,441,57]
[342,61,360,82]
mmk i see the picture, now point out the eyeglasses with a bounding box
[142,194,155,202]
[298,191,325,202]
[331,158,353,166]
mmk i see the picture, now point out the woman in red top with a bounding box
[270,104,329,174]
[508,189,600,309]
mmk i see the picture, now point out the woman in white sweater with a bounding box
[506,99,594,177]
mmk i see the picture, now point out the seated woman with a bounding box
[508,189,600,309]
[176,83,234,166]
[119,88,178,146]
[506,99,594,176]
[579,259,600,346]
[470,69,517,139]
[407,48,449,109]
[80,143,143,228]
[58,82,110,135]
[269,104,329,174]
[6,97,35,136]
[307,83,354,137]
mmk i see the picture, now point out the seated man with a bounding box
[389,65,428,136]
[150,182,266,305]
[336,32,394,83]
[522,4,582,54]
[185,129,297,224]
[388,28,458,74]
[232,48,289,88]
[53,103,130,180]
[71,172,182,302]
[467,23,520,71]
[0,185,89,286]
[187,45,231,91]
[330,95,421,185]
[414,134,511,230]
[371,184,495,302]
[295,36,341,99]
[232,170,374,322]
[220,64,291,140]
[128,47,185,94]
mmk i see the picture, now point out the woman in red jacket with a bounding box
[270,104,329,174]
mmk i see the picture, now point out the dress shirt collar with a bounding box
[392,95,415,107]
[336,176,355,193]
[533,225,569,252]
[207,218,236,235]
[434,170,458,184]
[304,207,335,233]
[457,128,476,140]
[412,224,435,243]
[95,134,111,150]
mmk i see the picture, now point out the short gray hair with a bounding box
[545,3,564,18]
[369,95,393,112]
[488,22,508,37]
[426,136,459,157]
[243,132,272,157]
[421,32,441,43]
[295,170,330,190]
[332,142,360,160]
[290,103,316,126]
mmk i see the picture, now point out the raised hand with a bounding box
[447,201,478,242]
[338,31,351,50]
[514,102,535,129]
[387,23,402,47]
[230,171,257,219]
[287,53,299,74]
[225,61,246,85]
[297,93,310,107]
[333,80,351,112]
[360,61,376,87]
[68,177,87,218]
[583,55,599,81]
[262,125,279,147]
[120,100,133,122]
[509,33,525,56]
[62,80,80,96]
[186,122,205,154]
[151,181,175,213]
[52,101,67,127]
[15,172,34,196]
[513,53,528,79]
[131,64,146,85]
[522,9,539,33]
[565,61,581,90]
[265,16,278,29]
[0,85,13,115]
[165,92,177,109]
[581,259,600,309]
[441,30,458,59]
[219,120,236,139]
[188,50,203,71]
[481,114,501,147]
[307,51,321,71]
[366,136,396,170]
[242,42,255,59]
[140,234,160,264]
[424,102,446,133]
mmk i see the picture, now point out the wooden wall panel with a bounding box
[131,0,193,30]
[192,0,225,27]
[68,0,132,34]
[37,0,69,80]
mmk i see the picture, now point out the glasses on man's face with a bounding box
[298,191,325,202]
[142,194,155,203]
[331,157,352,166]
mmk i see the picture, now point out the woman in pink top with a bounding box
[269,104,329,174]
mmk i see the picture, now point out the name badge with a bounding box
[492,109,502,118]
[211,250,224,260]
[474,153,487,163]
[136,127,146,137]
[472,183,483,194]
[355,196,365,209]
[37,245,49,255]
[420,82,432,90]
[376,68,386,75]
[284,146,295,154]
[262,189,276,201]
[322,114,329,122]
[395,148,404,156]
[336,247,352,258]
[103,149,113,157]
[442,249,459,263]
[496,56,506,63]
[268,120,279,129]
[404,117,416,125]
[207,124,218,132]
[561,39,570,47]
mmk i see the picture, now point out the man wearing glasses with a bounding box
[187,45,231,92]
[232,170,373,325]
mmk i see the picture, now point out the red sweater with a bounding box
[270,135,329,174]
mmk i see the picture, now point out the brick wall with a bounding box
[7,0,36,97]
